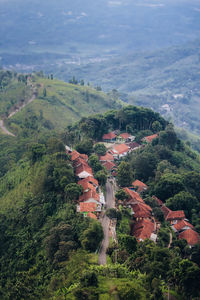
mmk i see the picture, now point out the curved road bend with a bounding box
[0,119,15,136]
[0,89,37,137]
[98,180,115,265]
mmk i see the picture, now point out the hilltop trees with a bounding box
[117,161,133,187]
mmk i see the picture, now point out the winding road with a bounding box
[98,180,115,265]
[0,86,37,137]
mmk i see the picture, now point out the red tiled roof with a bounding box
[161,205,172,219]
[123,188,144,204]
[99,152,114,162]
[133,219,155,241]
[78,180,96,192]
[87,212,97,220]
[79,189,100,202]
[152,196,164,207]
[80,154,88,161]
[128,142,140,149]
[131,203,152,218]
[102,161,116,171]
[173,220,194,232]
[120,133,131,139]
[78,177,98,188]
[70,150,80,161]
[102,132,116,140]
[144,134,158,143]
[73,157,88,168]
[166,210,185,221]
[179,229,199,246]
[80,202,96,212]
[111,143,129,155]
[132,180,148,192]
[76,164,93,177]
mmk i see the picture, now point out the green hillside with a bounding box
[0,72,122,136]
[0,107,200,299]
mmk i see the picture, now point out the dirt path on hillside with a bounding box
[0,119,15,136]
[98,180,115,265]
[0,85,37,137]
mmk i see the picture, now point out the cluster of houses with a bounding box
[100,131,158,176]
[67,148,105,220]
[153,196,199,247]
[119,180,159,243]
[118,179,199,247]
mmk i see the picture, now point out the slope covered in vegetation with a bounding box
[1,106,200,299]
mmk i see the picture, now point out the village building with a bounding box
[127,142,141,151]
[132,218,157,242]
[75,164,93,179]
[109,143,130,159]
[172,220,194,233]
[102,132,117,143]
[123,187,144,204]
[178,229,200,247]
[117,133,135,143]
[99,152,114,162]
[101,161,117,173]
[142,134,158,143]
[165,210,185,224]
[132,180,148,193]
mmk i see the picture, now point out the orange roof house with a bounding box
[99,152,114,162]
[179,229,199,246]
[166,210,185,223]
[102,161,116,172]
[123,188,144,204]
[70,150,80,161]
[131,203,152,219]
[79,189,100,203]
[73,157,88,168]
[143,134,158,143]
[102,132,117,142]
[172,220,194,233]
[110,143,130,158]
[133,219,156,242]
[75,164,93,179]
[78,180,96,193]
[80,202,96,212]
[70,150,88,162]
[161,205,172,219]
[120,133,131,140]
[132,180,148,193]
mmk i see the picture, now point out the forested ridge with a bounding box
[0,102,200,299]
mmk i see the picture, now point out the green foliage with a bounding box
[75,139,93,155]
[81,221,103,252]
[117,161,133,187]
[95,170,107,186]
[65,183,83,202]
[115,189,129,203]
[166,191,198,219]
[93,143,106,156]
[153,173,184,201]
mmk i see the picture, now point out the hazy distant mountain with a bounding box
[1,0,200,68]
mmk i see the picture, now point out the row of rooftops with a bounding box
[68,149,103,220]
[102,131,158,144]
[120,180,199,246]
[153,196,199,246]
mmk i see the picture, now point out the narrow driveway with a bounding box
[98,180,115,265]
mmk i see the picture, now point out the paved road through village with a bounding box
[98,180,115,265]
